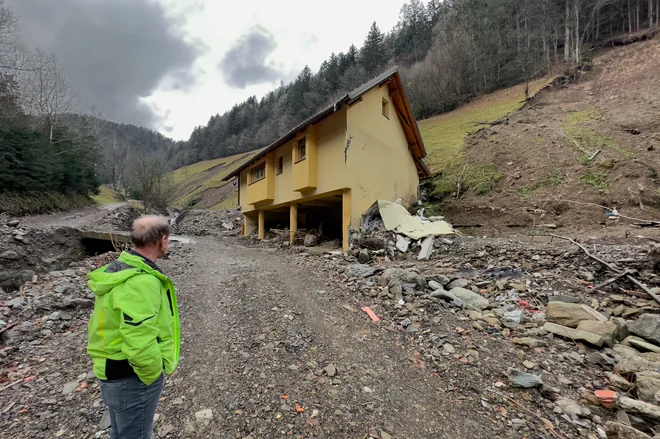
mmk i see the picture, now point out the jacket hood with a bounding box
[87,251,158,297]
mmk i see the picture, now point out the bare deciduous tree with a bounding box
[125,154,172,209]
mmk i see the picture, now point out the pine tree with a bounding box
[360,22,387,75]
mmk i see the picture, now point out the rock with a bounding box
[0,250,18,260]
[636,371,660,404]
[629,314,660,345]
[618,396,660,421]
[62,381,79,394]
[303,234,318,247]
[607,372,634,390]
[396,235,411,253]
[58,311,73,320]
[100,408,111,429]
[428,280,443,291]
[358,249,370,264]
[347,264,375,278]
[522,360,534,369]
[507,368,542,388]
[484,317,502,328]
[449,287,488,310]
[7,219,19,227]
[556,397,591,418]
[7,297,25,308]
[443,343,456,354]
[379,431,393,439]
[577,321,617,347]
[503,310,524,324]
[323,364,337,377]
[429,289,463,308]
[587,352,617,366]
[546,301,599,328]
[195,409,213,422]
[550,295,580,303]
[623,336,660,353]
[611,317,630,341]
[418,236,434,260]
[48,311,62,321]
[543,322,606,347]
[512,337,545,348]
[605,422,652,439]
[67,298,94,308]
[447,278,469,289]
[615,352,660,374]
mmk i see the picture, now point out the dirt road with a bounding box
[157,239,493,438]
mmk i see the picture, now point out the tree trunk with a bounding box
[636,0,640,30]
[650,0,654,28]
[565,0,571,61]
[629,0,633,32]
[574,0,580,63]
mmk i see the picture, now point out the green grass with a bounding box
[419,77,551,202]
[210,194,239,210]
[0,191,93,214]
[563,108,634,160]
[582,171,610,193]
[91,185,122,205]
[169,150,261,209]
[520,170,563,198]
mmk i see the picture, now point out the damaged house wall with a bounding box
[344,83,420,226]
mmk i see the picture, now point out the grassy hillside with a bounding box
[91,185,123,205]
[418,76,552,200]
[169,150,262,209]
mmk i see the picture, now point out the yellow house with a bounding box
[223,67,430,250]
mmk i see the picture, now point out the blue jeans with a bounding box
[98,373,164,439]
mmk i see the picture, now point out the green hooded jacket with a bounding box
[87,251,180,385]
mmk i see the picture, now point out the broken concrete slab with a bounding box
[576,320,617,347]
[545,301,599,328]
[374,199,454,240]
[418,236,434,260]
[543,322,605,347]
[395,235,411,253]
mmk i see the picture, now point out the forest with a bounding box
[170,0,660,169]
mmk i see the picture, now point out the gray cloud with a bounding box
[8,0,201,128]
[219,27,285,89]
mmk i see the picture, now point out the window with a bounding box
[250,163,265,183]
[276,156,284,175]
[297,137,306,162]
[382,97,390,119]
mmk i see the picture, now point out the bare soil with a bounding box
[443,37,660,239]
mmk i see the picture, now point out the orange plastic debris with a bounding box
[361,306,380,322]
[295,404,305,413]
[76,382,88,391]
[594,389,617,408]
[281,395,289,400]
[23,376,35,382]
[19,408,28,414]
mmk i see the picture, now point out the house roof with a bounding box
[223,67,430,181]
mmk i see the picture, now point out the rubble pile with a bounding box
[295,235,660,438]
[0,220,84,291]
[0,252,117,438]
[90,204,142,231]
[173,208,243,237]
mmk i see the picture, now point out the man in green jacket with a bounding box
[87,215,180,439]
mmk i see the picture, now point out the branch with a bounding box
[534,234,660,306]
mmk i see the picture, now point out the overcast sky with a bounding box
[8,0,407,140]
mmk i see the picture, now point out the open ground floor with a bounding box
[243,189,352,250]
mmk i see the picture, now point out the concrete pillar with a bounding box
[342,189,352,251]
[258,210,265,240]
[289,203,298,246]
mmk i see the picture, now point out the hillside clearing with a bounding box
[91,185,122,205]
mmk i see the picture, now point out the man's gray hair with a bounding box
[131,215,170,247]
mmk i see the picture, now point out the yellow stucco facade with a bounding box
[229,69,428,251]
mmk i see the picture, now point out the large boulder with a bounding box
[615,352,660,374]
[605,422,652,439]
[545,301,601,328]
[636,371,660,404]
[629,314,660,345]
[449,287,488,310]
[577,320,617,347]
